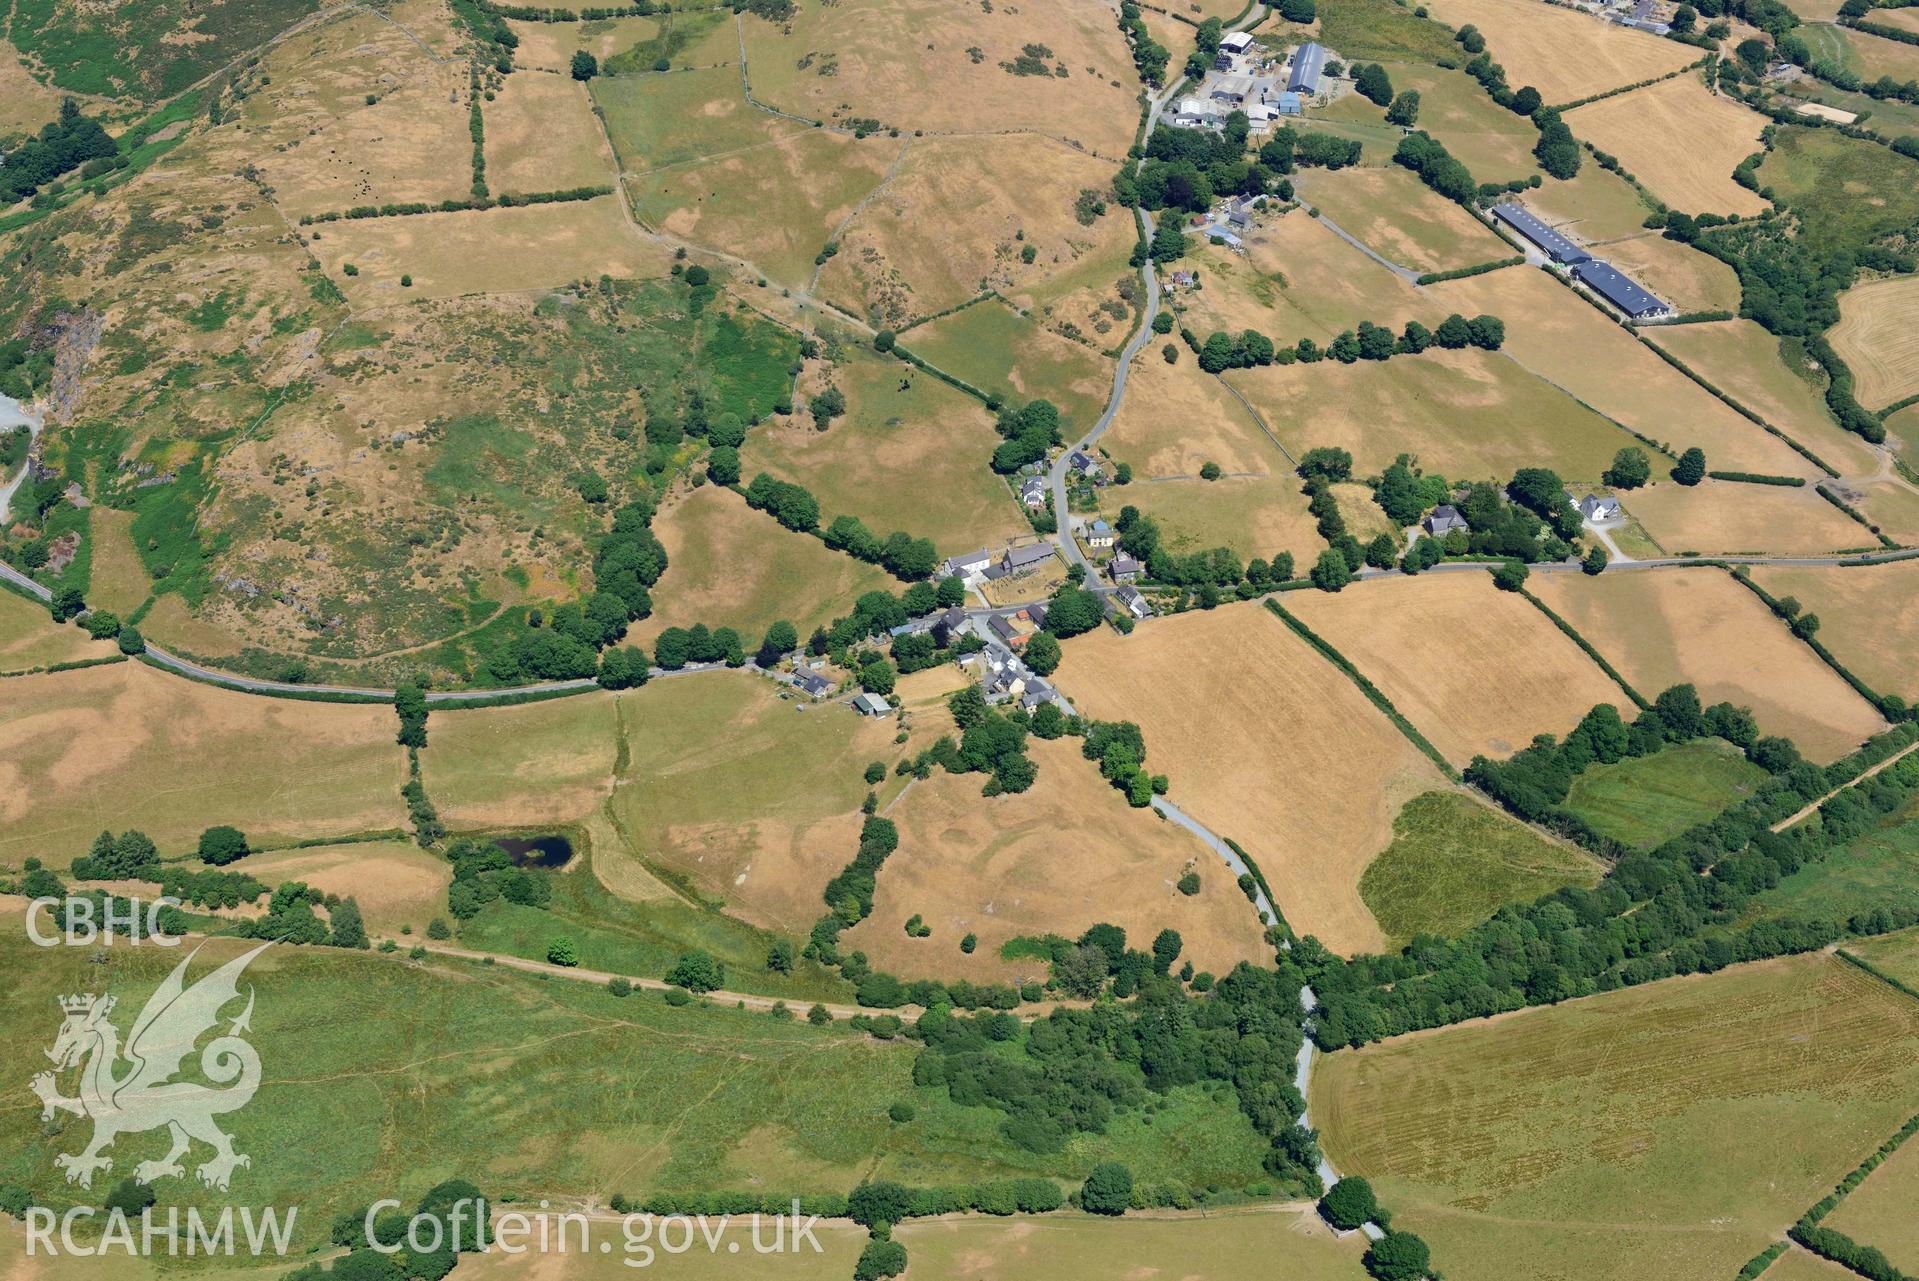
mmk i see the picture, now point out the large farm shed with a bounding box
[1288,42,1327,94]
[1491,202,1590,264]
[1573,260,1673,319]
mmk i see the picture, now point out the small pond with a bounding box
[494,833,574,869]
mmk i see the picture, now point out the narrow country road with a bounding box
[0,395,42,527]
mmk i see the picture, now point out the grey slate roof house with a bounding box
[1000,542,1057,575]
[1424,504,1469,536]
[792,668,835,698]
[1108,555,1143,583]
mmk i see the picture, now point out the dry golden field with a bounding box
[308,197,671,302]
[482,70,618,194]
[1169,210,1446,348]
[608,671,907,932]
[1648,320,1883,475]
[0,593,115,674]
[1066,603,1451,954]
[83,508,154,618]
[844,737,1271,984]
[1520,163,1659,243]
[1104,343,1292,478]
[1872,5,1919,32]
[1566,75,1771,217]
[633,130,902,289]
[818,135,1135,328]
[739,0,1138,157]
[1228,346,1631,482]
[1597,233,1743,314]
[1625,478,1877,557]
[1284,574,1633,765]
[1384,62,1543,183]
[1311,954,1919,1281]
[1530,566,1888,760]
[508,14,669,72]
[0,662,406,864]
[239,840,453,937]
[1418,0,1700,101]
[742,343,1029,555]
[0,36,64,135]
[1764,1247,1879,1281]
[1298,167,1513,272]
[631,484,897,650]
[1118,473,1326,567]
[1832,275,1919,409]
[1428,267,1824,477]
[1851,477,1919,545]
[1751,560,1919,704]
[253,55,472,221]
[423,692,624,831]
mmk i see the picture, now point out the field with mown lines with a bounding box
[1283,573,1632,767]
[1312,953,1919,1281]
[1832,275,1919,410]
[1064,603,1450,955]
[1529,566,1888,761]
[1415,0,1698,101]
[1564,74,1770,217]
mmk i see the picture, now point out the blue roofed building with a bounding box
[1277,91,1303,115]
[1490,203,1591,265]
[1287,42,1326,94]
[1572,260,1674,320]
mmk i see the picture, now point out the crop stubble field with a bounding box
[1750,559,1919,704]
[1415,0,1699,102]
[1565,74,1771,218]
[1831,275,1919,409]
[1312,953,1919,1281]
[1065,603,1449,955]
[1529,567,1887,761]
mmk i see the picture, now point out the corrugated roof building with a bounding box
[1572,260,1674,319]
[1491,203,1590,264]
[1287,42,1326,94]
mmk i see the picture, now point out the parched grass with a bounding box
[482,71,618,195]
[1596,232,1742,315]
[1228,347,1633,483]
[1417,0,1699,102]
[1625,478,1874,558]
[1565,75,1770,217]
[903,299,1113,435]
[1845,925,1919,997]
[1828,1128,1919,1280]
[1832,275,1919,411]
[1529,566,1888,762]
[1647,319,1881,476]
[84,507,155,618]
[1750,559,1919,705]
[1311,953,1919,1281]
[594,65,808,172]
[0,661,406,866]
[1427,265,1824,477]
[632,485,897,652]
[0,588,113,674]
[1521,162,1658,244]
[237,840,451,937]
[423,691,623,832]
[308,198,672,304]
[1359,790,1601,947]
[1299,167,1512,274]
[1565,739,1771,850]
[741,342,1027,555]
[631,130,900,289]
[508,14,668,73]
[898,1205,1372,1280]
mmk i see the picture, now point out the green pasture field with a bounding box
[1383,63,1542,185]
[602,6,735,74]
[1564,739,1771,850]
[1756,791,1919,924]
[739,341,1028,555]
[1317,0,1460,64]
[1847,924,1919,991]
[1757,126,1919,258]
[1358,790,1601,946]
[902,300,1113,435]
[1311,952,1919,1281]
[593,65,806,172]
[7,0,318,100]
[0,930,1268,1237]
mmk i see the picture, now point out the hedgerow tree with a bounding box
[1311,547,1354,592]
[1673,447,1707,485]
[570,50,598,80]
[1355,63,1394,106]
[1385,90,1420,126]
[1080,1162,1133,1215]
[1604,445,1651,489]
[1319,1176,1379,1231]
[199,826,251,866]
[1363,1230,1431,1281]
[666,950,724,992]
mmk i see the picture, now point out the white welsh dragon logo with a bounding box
[31,942,270,1192]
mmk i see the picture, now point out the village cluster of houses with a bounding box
[1421,491,1622,539]
[1170,36,1327,134]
